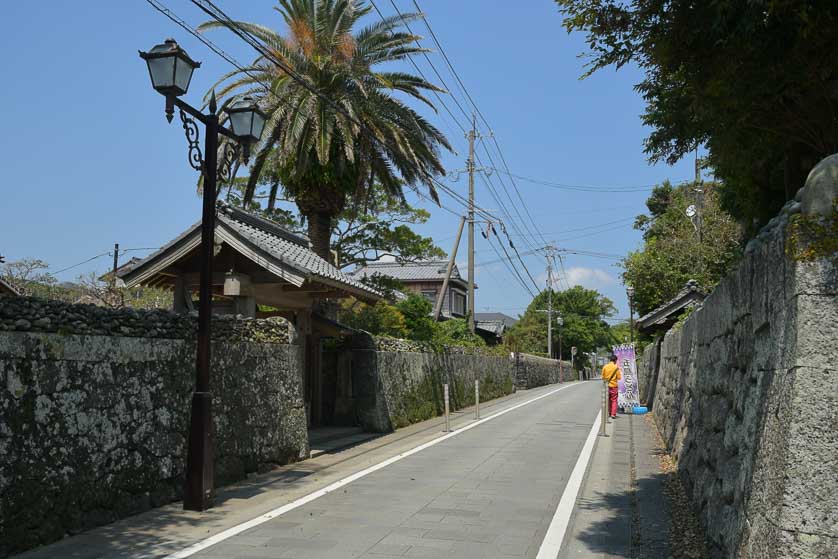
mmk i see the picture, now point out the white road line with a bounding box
[535,411,602,559]
[162,382,585,559]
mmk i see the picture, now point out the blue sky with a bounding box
[0,0,695,321]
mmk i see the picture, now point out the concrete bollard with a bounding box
[444,383,450,432]
[474,379,480,420]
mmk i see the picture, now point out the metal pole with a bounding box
[467,114,476,333]
[629,298,635,345]
[547,259,552,358]
[476,380,480,419]
[184,94,218,512]
[599,379,609,436]
[434,216,466,320]
[444,383,450,432]
[558,329,563,382]
[111,243,119,290]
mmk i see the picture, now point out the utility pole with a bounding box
[111,243,119,290]
[434,216,466,320]
[467,113,476,333]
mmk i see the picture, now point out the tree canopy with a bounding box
[622,181,742,317]
[555,0,838,232]
[504,286,616,360]
[201,0,451,258]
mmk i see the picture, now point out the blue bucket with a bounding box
[632,406,648,415]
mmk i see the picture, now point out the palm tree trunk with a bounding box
[307,211,333,262]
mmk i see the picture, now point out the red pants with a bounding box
[608,386,619,416]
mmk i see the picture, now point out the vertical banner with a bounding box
[613,343,639,411]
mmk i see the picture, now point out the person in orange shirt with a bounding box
[601,355,622,419]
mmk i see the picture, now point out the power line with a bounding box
[489,167,691,193]
[505,216,636,238]
[147,0,473,220]
[407,0,549,258]
[411,0,492,132]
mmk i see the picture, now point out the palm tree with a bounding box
[200,0,451,259]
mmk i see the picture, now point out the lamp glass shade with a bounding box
[146,56,176,91]
[140,39,200,97]
[225,97,267,142]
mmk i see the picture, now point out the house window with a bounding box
[421,290,437,303]
[451,291,466,316]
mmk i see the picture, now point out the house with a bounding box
[637,279,706,334]
[0,277,19,296]
[474,312,518,345]
[118,201,380,428]
[350,260,473,319]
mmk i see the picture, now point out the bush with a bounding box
[338,300,407,338]
[395,294,436,341]
[433,318,487,348]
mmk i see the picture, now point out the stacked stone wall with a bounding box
[0,299,305,558]
[513,353,573,388]
[635,157,837,557]
[353,334,522,432]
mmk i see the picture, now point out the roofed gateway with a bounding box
[119,201,380,428]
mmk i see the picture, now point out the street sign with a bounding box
[571,346,577,356]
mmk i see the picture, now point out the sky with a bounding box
[0,0,696,322]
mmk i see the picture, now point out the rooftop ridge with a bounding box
[217,201,310,248]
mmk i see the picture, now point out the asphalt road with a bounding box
[188,381,601,559]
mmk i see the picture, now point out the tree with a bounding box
[1,259,56,297]
[504,286,616,360]
[622,181,742,317]
[201,0,451,259]
[554,1,838,232]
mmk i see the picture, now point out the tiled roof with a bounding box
[217,203,378,297]
[120,202,379,301]
[0,277,19,296]
[637,280,705,331]
[350,260,464,283]
[474,312,518,329]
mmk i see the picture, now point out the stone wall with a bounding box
[0,296,293,343]
[636,157,837,557]
[0,299,305,558]
[513,353,573,389]
[352,334,519,432]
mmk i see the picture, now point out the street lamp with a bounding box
[139,38,265,512]
[626,286,635,345]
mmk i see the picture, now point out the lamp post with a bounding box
[626,286,635,346]
[556,315,563,381]
[139,38,266,512]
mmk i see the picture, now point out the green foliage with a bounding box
[504,286,616,360]
[395,294,436,341]
[787,198,838,263]
[622,181,742,316]
[434,319,487,348]
[201,0,451,257]
[555,0,838,231]
[338,299,407,338]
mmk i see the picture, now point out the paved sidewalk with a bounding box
[17,382,597,559]
[559,412,671,558]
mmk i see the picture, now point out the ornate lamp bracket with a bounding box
[179,108,204,173]
[218,142,241,185]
